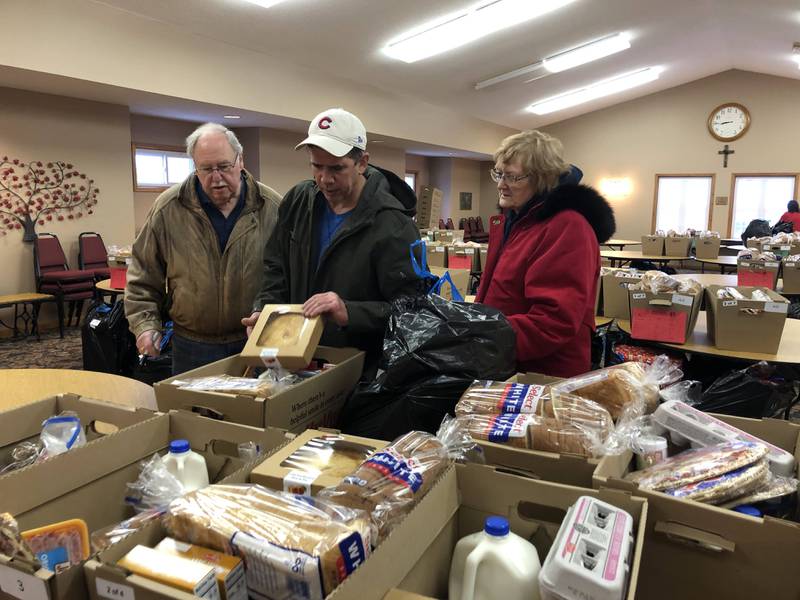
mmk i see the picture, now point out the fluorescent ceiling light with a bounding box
[383,0,577,63]
[242,0,287,7]
[543,33,631,73]
[527,67,662,115]
[223,115,241,119]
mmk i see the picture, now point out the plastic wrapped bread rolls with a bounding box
[318,417,475,542]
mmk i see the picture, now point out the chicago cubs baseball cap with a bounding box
[295,108,367,157]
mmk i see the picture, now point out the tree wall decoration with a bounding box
[0,156,100,242]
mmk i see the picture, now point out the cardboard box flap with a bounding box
[654,521,736,553]
[0,414,169,516]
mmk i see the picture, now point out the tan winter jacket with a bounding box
[125,170,281,342]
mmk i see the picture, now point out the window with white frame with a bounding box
[133,145,194,191]
[730,175,798,238]
[405,172,417,194]
[654,175,713,232]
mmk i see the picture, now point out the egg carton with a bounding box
[539,496,633,600]
[652,400,795,477]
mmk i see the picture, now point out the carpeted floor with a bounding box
[0,327,83,369]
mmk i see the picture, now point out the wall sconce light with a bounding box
[599,177,632,199]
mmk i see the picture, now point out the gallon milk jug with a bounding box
[163,439,209,492]
[449,515,541,600]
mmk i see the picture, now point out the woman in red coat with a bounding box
[776,200,800,232]
[476,130,615,377]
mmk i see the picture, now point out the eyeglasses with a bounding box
[197,155,239,176]
[489,169,530,184]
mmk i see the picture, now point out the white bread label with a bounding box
[0,566,48,600]
[484,414,529,443]
[765,302,788,314]
[96,578,135,600]
[232,532,324,600]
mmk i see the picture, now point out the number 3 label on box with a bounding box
[0,566,49,600]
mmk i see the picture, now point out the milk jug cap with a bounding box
[169,439,190,454]
[484,516,509,537]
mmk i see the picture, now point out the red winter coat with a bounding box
[477,184,615,377]
[777,211,800,232]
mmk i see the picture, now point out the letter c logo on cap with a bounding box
[318,116,332,130]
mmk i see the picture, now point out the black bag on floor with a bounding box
[81,300,137,375]
[695,361,800,419]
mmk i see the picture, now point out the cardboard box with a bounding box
[745,238,765,250]
[154,538,246,600]
[240,305,324,370]
[428,267,470,301]
[425,242,447,268]
[601,268,644,319]
[418,185,443,207]
[737,258,781,289]
[154,346,364,431]
[641,235,665,256]
[416,187,443,231]
[705,285,789,353]
[694,237,721,259]
[593,415,800,600]
[664,236,691,256]
[628,289,701,344]
[782,257,800,294]
[446,246,475,272]
[0,411,289,600]
[332,463,646,600]
[249,429,388,495]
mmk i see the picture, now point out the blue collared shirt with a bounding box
[196,176,247,253]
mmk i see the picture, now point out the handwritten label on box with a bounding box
[631,308,688,343]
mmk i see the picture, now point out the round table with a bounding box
[616,313,800,363]
[595,316,614,327]
[603,239,642,251]
[96,278,124,295]
[691,255,738,274]
[0,369,157,410]
[600,250,690,268]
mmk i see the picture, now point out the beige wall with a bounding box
[0,86,133,326]
[480,160,500,224]
[543,70,800,239]
[449,158,484,226]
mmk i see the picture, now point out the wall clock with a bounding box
[707,102,751,142]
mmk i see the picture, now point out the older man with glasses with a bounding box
[126,122,282,374]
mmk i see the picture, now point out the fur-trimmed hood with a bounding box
[535,182,616,243]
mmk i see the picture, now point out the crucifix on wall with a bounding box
[718,144,735,168]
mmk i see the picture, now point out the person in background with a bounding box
[776,200,800,232]
[476,130,615,377]
[126,123,282,375]
[242,108,420,378]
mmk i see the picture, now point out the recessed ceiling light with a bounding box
[383,0,577,63]
[242,0,288,8]
[527,67,662,115]
[223,115,241,119]
[543,33,631,73]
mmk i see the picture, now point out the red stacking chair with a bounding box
[459,217,467,231]
[34,233,96,330]
[446,218,455,230]
[438,218,447,230]
[475,216,486,233]
[78,232,111,281]
[468,216,489,243]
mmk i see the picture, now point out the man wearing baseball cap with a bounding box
[243,108,420,378]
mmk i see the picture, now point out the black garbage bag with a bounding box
[740,218,771,242]
[81,300,137,375]
[340,375,474,439]
[695,361,800,418]
[338,293,516,439]
[381,294,516,389]
[788,301,800,320]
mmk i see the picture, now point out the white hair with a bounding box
[186,123,243,157]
